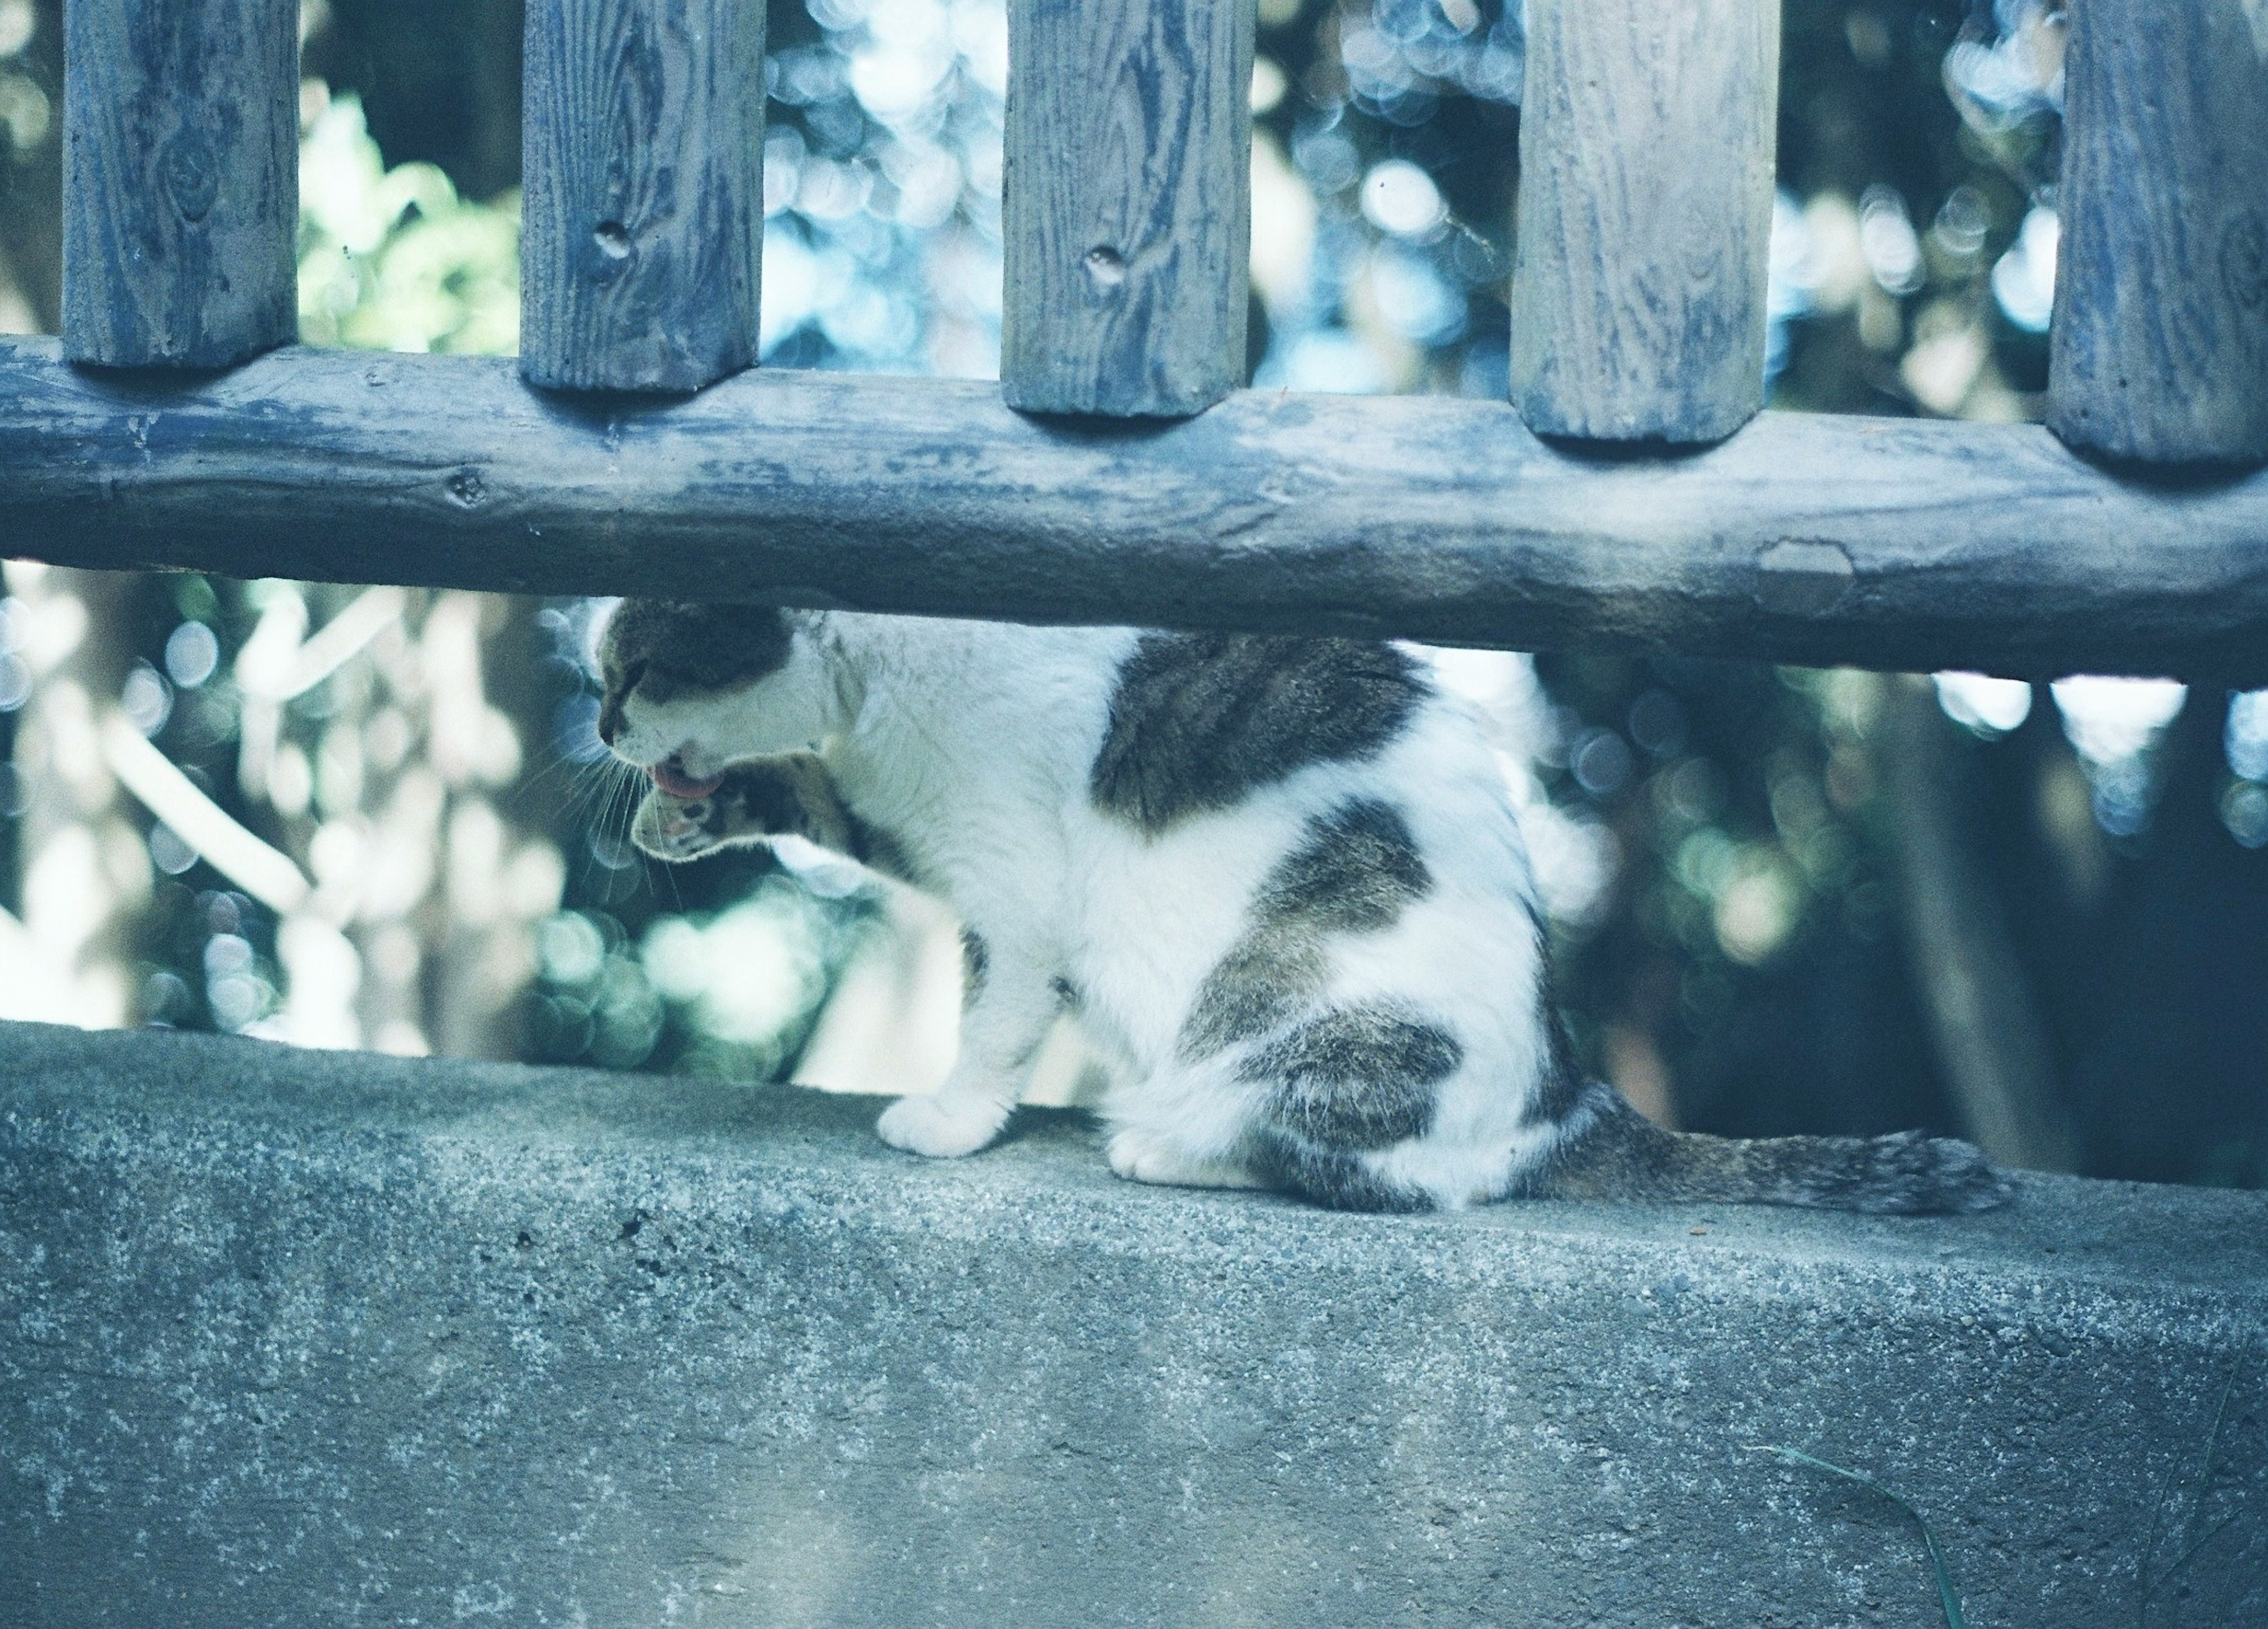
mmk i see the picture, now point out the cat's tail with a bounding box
[1520,1083,2011,1214]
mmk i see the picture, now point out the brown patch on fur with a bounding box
[1246,1132,1435,1214]
[1244,1002,1458,1149]
[959,928,988,1009]
[1523,962,1589,1129]
[1181,799,1432,1058]
[1093,634,1431,832]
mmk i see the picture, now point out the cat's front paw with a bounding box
[631,789,720,862]
[876,1093,1002,1159]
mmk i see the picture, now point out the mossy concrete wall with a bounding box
[2,1020,2263,1626]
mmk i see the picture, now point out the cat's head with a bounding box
[595,600,833,793]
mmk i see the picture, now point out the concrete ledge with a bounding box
[3,1021,2263,1626]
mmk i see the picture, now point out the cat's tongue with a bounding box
[650,760,725,800]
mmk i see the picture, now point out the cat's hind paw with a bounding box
[876,1093,1003,1159]
[1106,1128,1263,1190]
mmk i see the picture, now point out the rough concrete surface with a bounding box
[1,1019,2263,1627]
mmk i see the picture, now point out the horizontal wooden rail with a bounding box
[2,337,2264,682]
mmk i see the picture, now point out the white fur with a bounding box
[608,611,1565,1209]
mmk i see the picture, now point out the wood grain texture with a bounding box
[3,337,2266,681]
[2048,0,2268,465]
[61,0,298,368]
[520,0,764,392]
[1510,0,1779,444]
[1001,0,1252,416]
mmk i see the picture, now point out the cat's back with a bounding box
[839,615,1132,780]
[828,618,1137,900]
[1085,632,1439,833]
[1063,634,1536,1066]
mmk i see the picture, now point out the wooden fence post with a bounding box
[61,0,299,368]
[2048,0,2268,467]
[520,0,765,393]
[1001,0,1253,417]
[1508,0,1780,444]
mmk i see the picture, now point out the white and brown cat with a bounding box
[598,600,2005,1214]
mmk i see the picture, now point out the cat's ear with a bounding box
[579,597,621,682]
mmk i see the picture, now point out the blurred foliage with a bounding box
[0,0,2262,1183]
[0,35,876,1081]
[528,878,883,1081]
[1538,659,1947,1142]
[296,90,520,353]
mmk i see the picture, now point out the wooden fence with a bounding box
[4,0,2266,682]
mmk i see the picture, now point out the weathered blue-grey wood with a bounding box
[1510,0,1780,443]
[61,0,298,367]
[1001,0,1252,416]
[2,1021,2264,1625]
[5,339,2268,683]
[520,0,765,392]
[2049,0,2268,466]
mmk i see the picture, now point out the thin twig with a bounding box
[1746,1444,1966,1629]
[2138,1334,2253,1625]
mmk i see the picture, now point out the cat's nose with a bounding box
[596,696,623,745]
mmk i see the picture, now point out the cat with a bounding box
[598,598,2008,1214]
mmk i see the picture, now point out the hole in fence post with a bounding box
[160,128,220,224]
[520,0,766,393]
[1002,0,1252,416]
[1083,247,1127,291]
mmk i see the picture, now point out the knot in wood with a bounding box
[1754,540,1856,617]
[2222,210,2268,320]
[159,126,220,224]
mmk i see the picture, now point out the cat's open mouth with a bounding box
[648,758,726,800]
